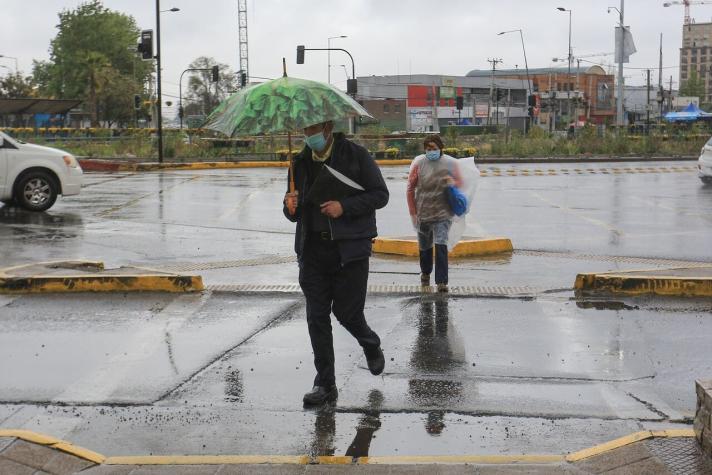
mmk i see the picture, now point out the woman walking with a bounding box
[406,135,463,292]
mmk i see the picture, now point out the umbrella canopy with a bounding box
[203,76,373,137]
[664,102,712,123]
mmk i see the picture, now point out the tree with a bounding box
[183,57,238,118]
[32,0,152,126]
[0,72,35,98]
[679,69,705,99]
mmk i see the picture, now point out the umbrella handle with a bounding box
[287,131,296,215]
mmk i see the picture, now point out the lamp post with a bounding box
[154,3,180,163]
[498,29,532,132]
[557,7,572,121]
[0,55,18,72]
[327,35,347,84]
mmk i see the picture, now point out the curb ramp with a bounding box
[0,429,705,474]
[373,236,513,258]
[575,265,712,297]
[0,260,203,294]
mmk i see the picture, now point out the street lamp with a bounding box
[498,29,533,132]
[0,55,18,72]
[327,35,347,84]
[557,7,572,119]
[154,2,180,164]
[608,2,625,126]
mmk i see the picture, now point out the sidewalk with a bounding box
[1,430,710,474]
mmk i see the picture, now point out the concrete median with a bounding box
[575,265,712,297]
[373,236,513,258]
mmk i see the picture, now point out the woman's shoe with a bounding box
[420,273,430,286]
[437,283,449,293]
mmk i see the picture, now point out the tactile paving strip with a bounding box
[516,250,712,268]
[478,165,697,178]
[206,283,540,296]
[159,255,297,272]
[646,437,712,475]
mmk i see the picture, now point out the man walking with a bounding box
[283,120,389,406]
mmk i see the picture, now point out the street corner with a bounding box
[372,236,513,258]
[574,265,712,298]
[0,260,204,294]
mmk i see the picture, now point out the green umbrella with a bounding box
[202,76,373,137]
[202,72,373,202]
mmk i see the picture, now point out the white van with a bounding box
[700,137,712,184]
[0,131,83,211]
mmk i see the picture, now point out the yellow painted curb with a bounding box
[112,159,413,172]
[0,430,106,464]
[360,455,564,465]
[373,237,513,258]
[104,455,309,465]
[575,269,712,297]
[0,261,204,294]
[0,428,696,467]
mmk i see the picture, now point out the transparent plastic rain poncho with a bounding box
[410,155,481,251]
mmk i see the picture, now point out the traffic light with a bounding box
[496,88,505,102]
[239,71,247,87]
[296,45,305,64]
[133,94,141,111]
[347,78,357,95]
[456,96,464,110]
[179,106,184,119]
[211,65,219,83]
[137,30,153,60]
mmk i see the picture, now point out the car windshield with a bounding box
[0,130,25,144]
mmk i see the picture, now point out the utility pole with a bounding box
[646,69,651,135]
[487,58,502,126]
[616,0,625,127]
[659,33,664,122]
[669,76,674,112]
[155,0,163,163]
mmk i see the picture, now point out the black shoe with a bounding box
[303,385,338,406]
[365,347,385,376]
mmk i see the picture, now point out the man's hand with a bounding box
[320,201,343,218]
[285,191,299,215]
[410,214,419,231]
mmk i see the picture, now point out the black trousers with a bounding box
[298,236,381,387]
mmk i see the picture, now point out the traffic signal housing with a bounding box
[211,66,219,83]
[296,45,305,64]
[456,96,464,110]
[133,94,141,111]
[137,30,153,60]
[239,71,247,87]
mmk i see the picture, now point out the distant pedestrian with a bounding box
[406,135,463,292]
[283,120,389,406]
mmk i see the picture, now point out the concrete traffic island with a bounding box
[0,260,203,294]
[575,265,712,297]
[373,236,513,258]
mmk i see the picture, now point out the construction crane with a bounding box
[663,1,712,25]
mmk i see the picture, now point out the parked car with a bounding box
[0,131,83,211]
[699,137,712,184]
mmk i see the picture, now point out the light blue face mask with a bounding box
[305,131,327,152]
[425,149,441,161]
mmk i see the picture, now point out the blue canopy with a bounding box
[664,102,712,122]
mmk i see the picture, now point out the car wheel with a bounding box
[701,176,712,185]
[15,171,58,212]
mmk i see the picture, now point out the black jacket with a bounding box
[283,133,390,264]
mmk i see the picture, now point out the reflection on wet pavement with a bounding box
[345,389,383,457]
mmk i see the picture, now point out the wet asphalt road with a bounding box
[1,161,711,458]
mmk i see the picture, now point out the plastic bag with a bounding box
[447,157,480,251]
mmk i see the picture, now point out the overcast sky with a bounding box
[3,0,709,115]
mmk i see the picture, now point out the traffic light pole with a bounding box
[155,0,163,163]
[297,47,356,95]
[178,67,214,129]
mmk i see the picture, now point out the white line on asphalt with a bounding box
[530,192,624,237]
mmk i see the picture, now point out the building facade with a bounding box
[466,66,615,129]
[679,22,712,103]
[356,74,530,133]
